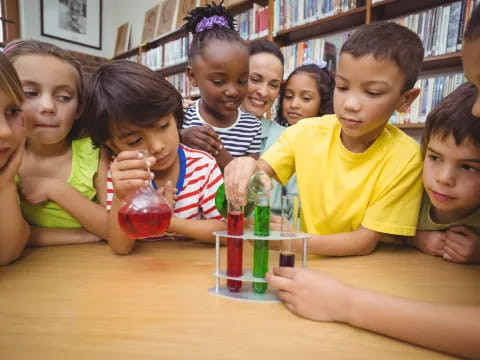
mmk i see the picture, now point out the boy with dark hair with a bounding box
[224,21,424,256]
[408,82,480,263]
[82,60,225,254]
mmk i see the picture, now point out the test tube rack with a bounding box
[209,230,309,302]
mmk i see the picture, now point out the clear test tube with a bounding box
[279,195,299,267]
[227,200,243,292]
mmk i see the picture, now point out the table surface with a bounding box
[0,240,478,360]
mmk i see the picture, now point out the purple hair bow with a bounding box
[195,15,229,33]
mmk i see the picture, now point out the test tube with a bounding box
[252,193,270,294]
[279,195,299,267]
[227,200,243,292]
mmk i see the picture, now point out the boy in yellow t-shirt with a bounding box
[224,21,424,256]
[407,83,480,263]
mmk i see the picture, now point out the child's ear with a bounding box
[186,65,197,87]
[396,88,420,113]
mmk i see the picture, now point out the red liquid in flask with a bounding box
[227,210,243,292]
[118,203,172,239]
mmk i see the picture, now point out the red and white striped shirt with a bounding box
[106,145,223,221]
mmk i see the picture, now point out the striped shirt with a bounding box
[106,145,223,223]
[183,100,262,157]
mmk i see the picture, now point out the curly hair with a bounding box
[181,1,246,60]
[276,64,335,126]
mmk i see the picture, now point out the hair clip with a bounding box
[3,41,23,55]
[303,59,328,69]
[195,15,229,33]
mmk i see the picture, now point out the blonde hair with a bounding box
[0,51,24,106]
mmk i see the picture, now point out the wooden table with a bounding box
[0,240,478,359]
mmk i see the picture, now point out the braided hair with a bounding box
[182,1,246,60]
[276,64,335,126]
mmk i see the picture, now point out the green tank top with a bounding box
[18,137,100,228]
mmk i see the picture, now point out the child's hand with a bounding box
[224,156,258,204]
[409,231,446,256]
[182,98,195,109]
[110,151,155,200]
[266,267,350,322]
[18,176,61,204]
[0,133,25,189]
[180,126,223,155]
[444,226,480,263]
[157,180,177,208]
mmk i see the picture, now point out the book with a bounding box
[114,22,130,57]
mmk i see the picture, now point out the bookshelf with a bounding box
[113,0,475,132]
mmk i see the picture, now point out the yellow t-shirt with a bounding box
[261,115,423,236]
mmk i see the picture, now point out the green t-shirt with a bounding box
[18,137,100,228]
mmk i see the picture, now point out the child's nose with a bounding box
[39,95,56,114]
[437,167,455,187]
[224,84,240,98]
[343,95,361,112]
[290,97,300,109]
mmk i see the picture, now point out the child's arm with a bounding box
[180,126,222,156]
[28,227,100,246]
[168,217,225,243]
[302,226,383,256]
[267,267,480,359]
[405,231,446,256]
[18,163,109,240]
[0,140,29,265]
[444,226,480,263]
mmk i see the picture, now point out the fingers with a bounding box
[443,244,466,263]
[273,266,297,279]
[277,289,295,305]
[224,157,256,204]
[266,269,294,291]
[181,126,222,155]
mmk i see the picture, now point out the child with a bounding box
[407,83,480,263]
[225,21,424,256]
[82,60,225,255]
[5,40,108,246]
[265,6,480,359]
[180,1,262,170]
[276,60,335,126]
[0,52,29,264]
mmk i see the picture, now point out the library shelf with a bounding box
[158,61,189,77]
[421,52,463,72]
[371,0,461,20]
[274,6,367,46]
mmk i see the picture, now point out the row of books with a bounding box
[281,38,339,76]
[235,4,269,40]
[165,72,199,99]
[273,0,361,33]
[392,0,475,57]
[389,73,466,125]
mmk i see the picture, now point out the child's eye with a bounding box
[211,80,224,86]
[5,107,22,118]
[366,91,382,96]
[284,94,293,100]
[461,164,480,172]
[302,97,312,102]
[23,90,38,98]
[428,154,441,162]
[127,138,142,146]
[335,85,347,91]
[56,95,72,102]
[238,79,248,85]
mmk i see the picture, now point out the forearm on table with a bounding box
[28,227,101,247]
[107,197,135,255]
[345,286,480,359]
[307,227,382,256]
[168,217,226,243]
[49,184,108,239]
[0,184,29,264]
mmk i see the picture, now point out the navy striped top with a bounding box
[183,100,261,157]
